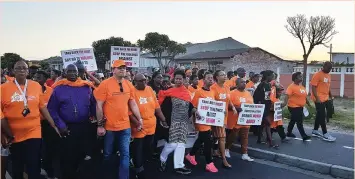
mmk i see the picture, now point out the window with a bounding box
[208,61,223,71]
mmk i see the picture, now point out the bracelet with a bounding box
[97,117,106,127]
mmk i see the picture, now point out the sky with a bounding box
[0,1,354,61]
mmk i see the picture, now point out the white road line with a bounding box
[343,146,355,150]
[294,138,303,141]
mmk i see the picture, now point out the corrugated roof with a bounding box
[175,48,250,60]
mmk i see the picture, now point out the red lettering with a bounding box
[252,114,261,118]
[200,106,209,110]
[125,62,132,66]
[246,119,255,124]
[206,118,215,124]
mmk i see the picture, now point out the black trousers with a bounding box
[41,120,61,178]
[314,102,328,134]
[272,126,286,140]
[131,135,154,173]
[10,138,42,179]
[288,107,307,138]
[189,130,212,164]
[60,123,89,179]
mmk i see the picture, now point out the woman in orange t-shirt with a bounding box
[284,72,311,141]
[268,85,288,143]
[130,74,168,178]
[1,60,58,179]
[210,70,235,168]
[185,71,219,173]
[226,78,254,162]
[187,74,199,99]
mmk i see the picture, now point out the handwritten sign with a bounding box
[61,48,98,71]
[196,98,225,127]
[274,102,283,121]
[237,103,265,125]
[111,46,140,67]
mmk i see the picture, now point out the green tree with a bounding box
[285,14,337,85]
[92,36,135,71]
[39,60,50,70]
[167,40,187,66]
[138,32,186,72]
[1,53,24,69]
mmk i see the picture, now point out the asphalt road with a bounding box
[246,126,354,168]
[6,151,334,179]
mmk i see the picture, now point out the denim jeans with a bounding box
[103,128,131,179]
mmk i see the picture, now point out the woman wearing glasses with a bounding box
[129,73,168,179]
[1,60,58,179]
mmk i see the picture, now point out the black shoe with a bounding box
[286,133,296,138]
[303,135,312,141]
[175,167,192,175]
[221,163,232,169]
[159,161,167,172]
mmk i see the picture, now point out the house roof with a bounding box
[140,37,250,58]
[175,47,296,63]
[328,52,354,54]
[175,48,250,60]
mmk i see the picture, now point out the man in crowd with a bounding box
[47,64,97,179]
[94,59,143,179]
[311,62,336,142]
[46,69,61,87]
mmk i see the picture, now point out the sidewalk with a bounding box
[231,126,354,178]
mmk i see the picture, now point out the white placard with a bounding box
[303,107,309,117]
[274,101,283,121]
[111,46,140,67]
[196,98,226,127]
[237,103,265,125]
[61,48,98,71]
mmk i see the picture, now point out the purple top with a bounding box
[47,85,96,130]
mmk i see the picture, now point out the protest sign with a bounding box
[111,46,140,67]
[273,101,283,121]
[61,48,97,71]
[237,103,265,125]
[196,98,226,127]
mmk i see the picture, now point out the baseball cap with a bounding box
[112,59,126,68]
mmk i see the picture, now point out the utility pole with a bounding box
[329,44,332,62]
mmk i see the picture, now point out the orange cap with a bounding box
[112,59,126,68]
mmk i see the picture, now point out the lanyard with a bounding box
[14,79,28,108]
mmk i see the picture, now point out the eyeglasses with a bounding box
[119,82,124,92]
[14,67,28,71]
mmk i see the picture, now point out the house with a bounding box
[140,37,297,74]
[329,52,354,64]
[42,56,64,71]
[139,37,250,69]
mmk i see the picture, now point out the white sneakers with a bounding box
[312,130,336,142]
[242,154,254,162]
[225,149,231,158]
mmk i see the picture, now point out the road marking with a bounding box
[343,146,355,150]
[294,138,303,141]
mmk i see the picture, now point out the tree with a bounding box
[285,14,337,85]
[167,40,187,66]
[1,53,24,69]
[39,60,50,70]
[138,32,186,73]
[92,36,135,71]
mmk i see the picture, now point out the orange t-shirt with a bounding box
[310,71,331,102]
[246,81,255,89]
[192,88,215,132]
[131,86,160,138]
[40,85,53,120]
[94,77,135,131]
[1,80,46,143]
[225,76,237,89]
[286,83,307,108]
[197,79,204,89]
[228,90,253,129]
[188,85,199,99]
[210,83,230,124]
[269,86,283,128]
[5,75,14,82]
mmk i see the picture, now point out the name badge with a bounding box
[139,97,148,104]
[219,93,227,100]
[323,78,328,83]
[239,97,246,103]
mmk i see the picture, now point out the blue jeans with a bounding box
[103,128,131,179]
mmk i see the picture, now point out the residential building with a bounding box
[330,52,354,64]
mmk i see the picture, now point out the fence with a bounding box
[279,65,354,98]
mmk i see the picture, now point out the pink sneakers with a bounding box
[206,162,218,173]
[185,154,197,166]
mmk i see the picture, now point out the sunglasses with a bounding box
[119,82,124,92]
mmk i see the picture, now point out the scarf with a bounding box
[51,78,96,89]
[158,85,191,105]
